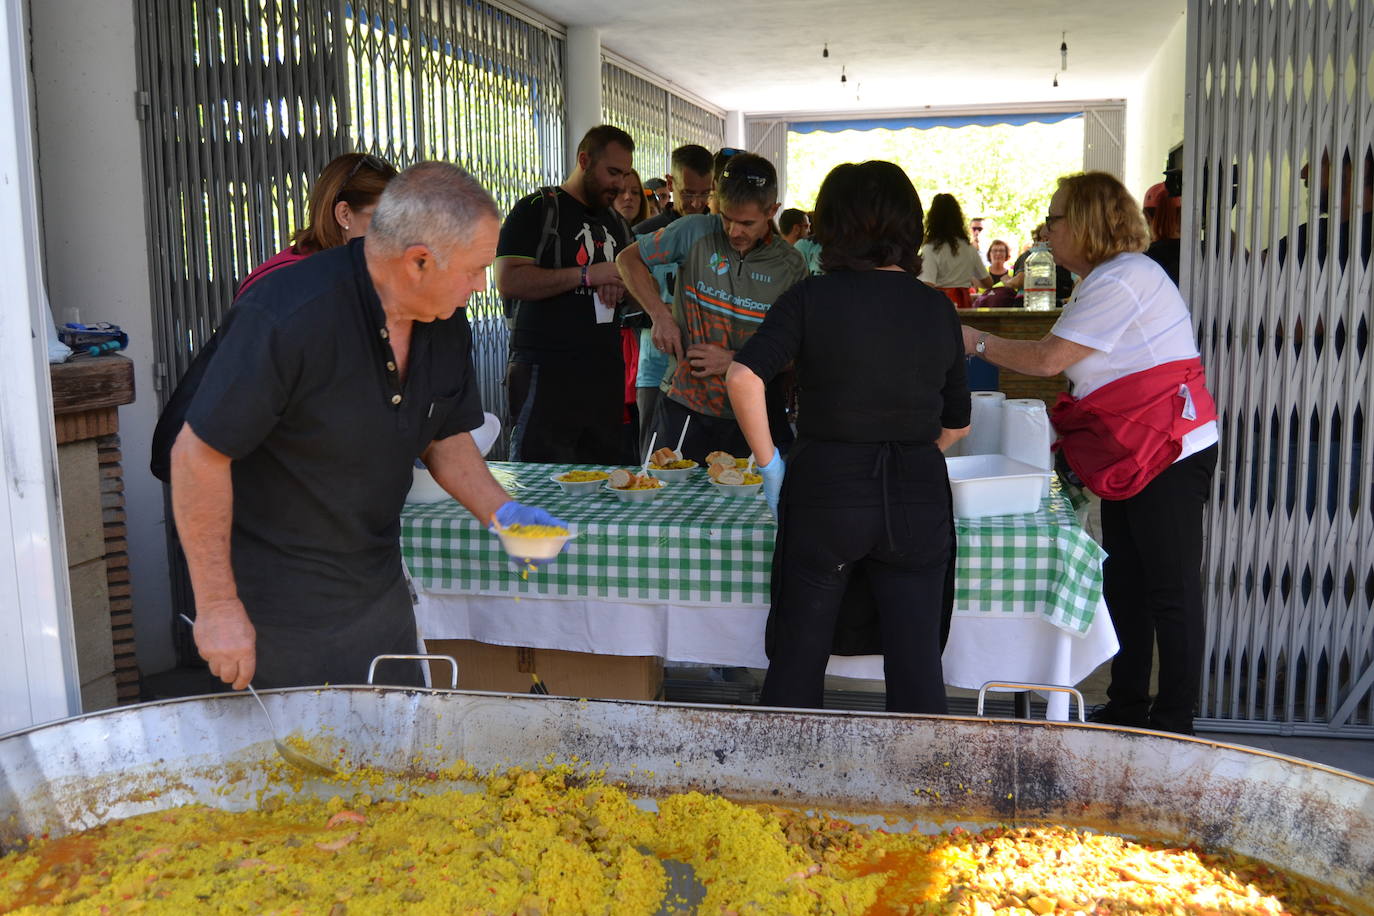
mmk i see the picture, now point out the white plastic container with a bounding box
[999,399,1054,498]
[405,467,451,504]
[945,454,1054,519]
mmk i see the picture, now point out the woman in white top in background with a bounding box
[918,193,994,308]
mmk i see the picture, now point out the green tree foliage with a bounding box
[786,119,1085,257]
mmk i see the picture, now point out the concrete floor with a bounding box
[1205,733,1374,779]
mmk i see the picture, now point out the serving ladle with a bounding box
[179,614,335,776]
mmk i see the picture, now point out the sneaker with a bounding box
[1085,704,1149,728]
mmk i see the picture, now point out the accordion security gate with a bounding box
[1185,0,1373,735]
[136,3,725,440]
[135,0,566,443]
[600,58,725,180]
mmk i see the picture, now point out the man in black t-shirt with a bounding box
[173,163,565,691]
[496,124,637,463]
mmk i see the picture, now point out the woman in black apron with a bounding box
[726,160,971,714]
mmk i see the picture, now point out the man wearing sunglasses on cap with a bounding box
[496,124,638,465]
[617,152,806,463]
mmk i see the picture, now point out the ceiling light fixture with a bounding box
[822,42,829,59]
[1052,72,1059,88]
[840,65,847,84]
[1061,32,1068,70]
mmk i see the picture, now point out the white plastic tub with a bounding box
[945,454,1054,519]
[405,467,451,504]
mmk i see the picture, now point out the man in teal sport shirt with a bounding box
[616,152,806,463]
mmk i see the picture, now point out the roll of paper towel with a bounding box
[1001,398,1053,496]
[963,391,1006,456]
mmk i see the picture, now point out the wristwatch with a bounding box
[975,332,989,355]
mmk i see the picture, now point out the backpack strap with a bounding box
[505,187,562,329]
[533,186,561,269]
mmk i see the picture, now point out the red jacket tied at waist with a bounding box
[1050,357,1217,500]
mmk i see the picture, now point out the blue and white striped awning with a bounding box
[788,111,1082,134]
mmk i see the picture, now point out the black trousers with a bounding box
[760,500,950,714]
[1099,445,1218,733]
[648,396,749,465]
[506,357,622,465]
[251,574,425,689]
[648,389,794,466]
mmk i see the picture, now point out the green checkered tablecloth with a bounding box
[400,462,1105,636]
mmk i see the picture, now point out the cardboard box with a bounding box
[424,639,663,701]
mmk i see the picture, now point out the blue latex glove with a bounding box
[490,500,571,567]
[759,452,785,518]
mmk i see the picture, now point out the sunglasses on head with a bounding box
[721,166,772,189]
[337,154,391,199]
[718,147,745,159]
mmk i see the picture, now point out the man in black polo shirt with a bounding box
[172,162,563,690]
[496,124,637,464]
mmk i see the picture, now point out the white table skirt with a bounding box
[414,591,1118,721]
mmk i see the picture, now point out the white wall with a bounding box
[28,0,174,674]
[1126,12,1187,200]
[1,0,82,732]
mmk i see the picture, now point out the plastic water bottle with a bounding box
[1024,243,1057,311]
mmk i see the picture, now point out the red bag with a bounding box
[1051,358,1217,500]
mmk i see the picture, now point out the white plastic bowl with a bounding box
[406,467,451,504]
[709,479,763,499]
[945,454,1054,519]
[646,462,698,482]
[495,527,573,562]
[604,479,667,503]
[550,471,610,495]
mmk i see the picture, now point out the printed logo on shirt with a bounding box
[708,252,730,276]
[749,271,772,283]
[575,222,618,268]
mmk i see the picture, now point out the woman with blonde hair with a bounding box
[918,192,995,308]
[236,152,398,296]
[962,171,1219,734]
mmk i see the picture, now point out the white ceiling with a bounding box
[521,0,1186,115]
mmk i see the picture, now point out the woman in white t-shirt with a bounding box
[959,172,1220,735]
[918,193,994,309]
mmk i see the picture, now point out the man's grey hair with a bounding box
[367,161,499,263]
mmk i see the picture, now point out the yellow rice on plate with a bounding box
[556,470,610,483]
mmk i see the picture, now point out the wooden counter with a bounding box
[963,307,1067,407]
[50,355,140,709]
